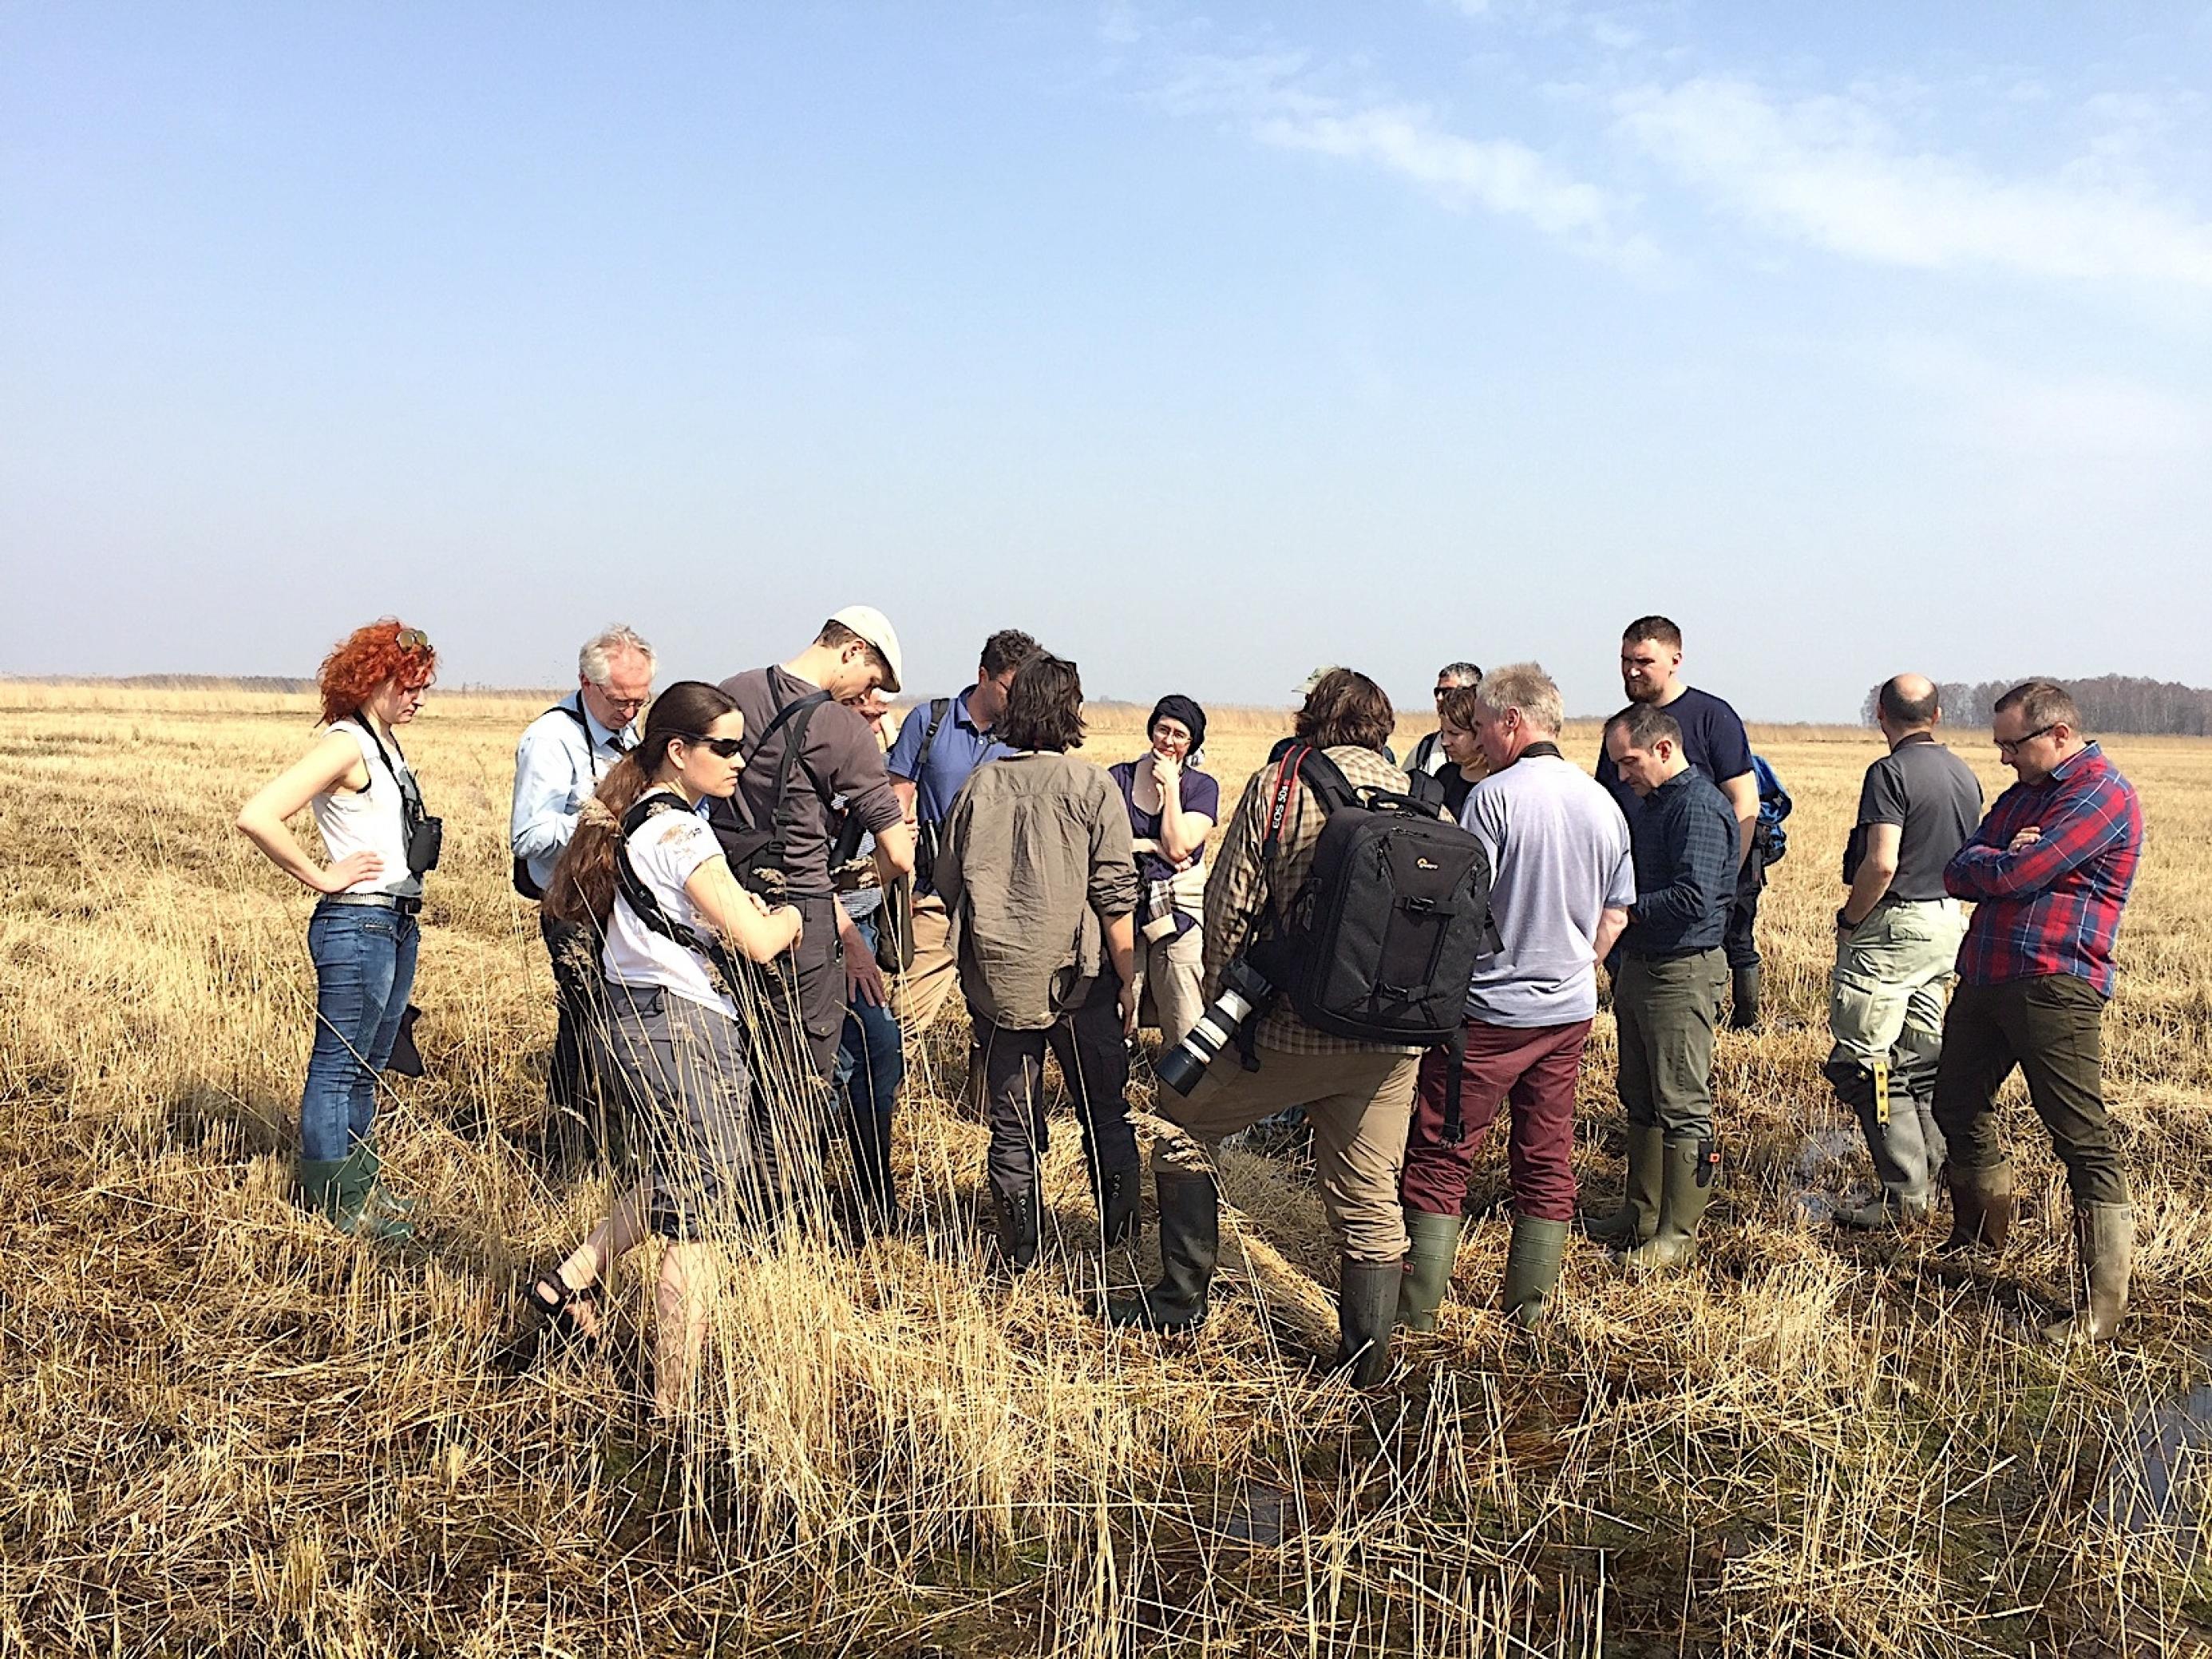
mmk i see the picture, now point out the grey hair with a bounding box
[1477,662,1565,736]
[579,624,656,685]
[1436,660,1483,687]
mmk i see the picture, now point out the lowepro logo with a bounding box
[1415,856,1438,870]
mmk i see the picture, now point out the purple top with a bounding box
[1110,758,1221,938]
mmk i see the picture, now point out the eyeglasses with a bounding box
[396,628,431,652]
[678,734,746,758]
[596,688,649,713]
[1995,724,2056,755]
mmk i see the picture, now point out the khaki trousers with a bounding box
[1152,1044,1420,1263]
[1142,925,1208,1048]
[1826,898,1966,1072]
[889,892,962,1036]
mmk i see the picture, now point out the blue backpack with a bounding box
[1751,754,1791,863]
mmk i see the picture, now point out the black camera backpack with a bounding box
[1244,745,1496,1050]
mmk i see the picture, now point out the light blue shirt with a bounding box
[510,692,635,894]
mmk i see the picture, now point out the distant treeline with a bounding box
[1862,675,2212,736]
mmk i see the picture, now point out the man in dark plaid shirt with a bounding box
[1588,702,1739,1274]
[1935,679,2144,1344]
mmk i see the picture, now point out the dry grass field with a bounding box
[2,680,2208,1657]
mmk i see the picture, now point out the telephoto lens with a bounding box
[1153,958,1273,1096]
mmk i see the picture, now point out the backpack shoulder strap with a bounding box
[910,697,954,775]
[616,793,738,972]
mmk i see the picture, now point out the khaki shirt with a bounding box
[1205,743,1430,1056]
[936,751,1138,1031]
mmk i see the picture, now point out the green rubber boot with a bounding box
[1395,1211,1464,1332]
[1620,1139,1717,1273]
[300,1149,414,1244]
[1584,1126,1664,1248]
[1500,1217,1571,1328]
[355,1141,414,1216]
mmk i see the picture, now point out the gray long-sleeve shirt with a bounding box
[935,750,1138,1031]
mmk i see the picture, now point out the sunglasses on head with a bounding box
[677,733,745,758]
[396,628,430,652]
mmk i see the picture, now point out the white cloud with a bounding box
[1150,50,1653,266]
[1616,77,2212,287]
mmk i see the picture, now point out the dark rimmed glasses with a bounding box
[1995,724,2056,755]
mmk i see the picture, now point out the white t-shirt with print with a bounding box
[602,799,737,1019]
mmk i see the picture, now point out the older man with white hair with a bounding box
[512,624,657,1153]
[1397,663,1633,1329]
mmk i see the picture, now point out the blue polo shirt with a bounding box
[885,687,1008,824]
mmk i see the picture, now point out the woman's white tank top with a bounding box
[310,723,423,898]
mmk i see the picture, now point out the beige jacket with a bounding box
[936,751,1138,1030]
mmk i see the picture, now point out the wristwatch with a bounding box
[1835,906,1860,930]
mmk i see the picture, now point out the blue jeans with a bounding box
[300,901,420,1162]
[836,914,905,1213]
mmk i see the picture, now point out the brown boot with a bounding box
[1941,1160,2016,1253]
[2040,1204,2134,1344]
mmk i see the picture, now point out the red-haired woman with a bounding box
[510,679,804,1421]
[236,620,440,1241]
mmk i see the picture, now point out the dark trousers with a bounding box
[974,976,1139,1207]
[835,913,905,1215]
[540,912,608,1142]
[1933,974,2128,1208]
[790,894,847,1086]
[1724,843,1767,972]
[1615,948,1727,1142]
[1401,1017,1590,1223]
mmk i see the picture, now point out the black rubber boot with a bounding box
[1098,1162,1142,1249]
[1728,964,1762,1031]
[1104,1168,1217,1331]
[1584,1125,1664,1248]
[1395,1210,1464,1332]
[991,1182,1040,1273]
[1336,1258,1402,1388]
[1499,1218,1571,1328]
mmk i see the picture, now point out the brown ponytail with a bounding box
[541,679,742,927]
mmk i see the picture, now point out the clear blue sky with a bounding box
[6,3,2210,719]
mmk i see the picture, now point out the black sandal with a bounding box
[495,1265,602,1376]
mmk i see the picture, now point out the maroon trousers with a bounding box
[1400,1017,1591,1223]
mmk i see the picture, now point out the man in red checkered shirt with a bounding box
[1934,679,2143,1344]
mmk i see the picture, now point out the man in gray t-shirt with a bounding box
[1397,665,1634,1332]
[1826,674,1985,1229]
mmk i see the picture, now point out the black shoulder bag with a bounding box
[906,697,954,895]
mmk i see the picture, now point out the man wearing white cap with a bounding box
[718,608,916,1085]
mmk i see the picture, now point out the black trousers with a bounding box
[1723,841,1767,973]
[1933,974,2128,1209]
[974,976,1139,1207]
[789,893,847,1087]
[540,912,608,1137]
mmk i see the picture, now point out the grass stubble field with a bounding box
[1,681,2208,1658]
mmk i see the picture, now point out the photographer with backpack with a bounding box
[505,680,805,1423]
[1107,670,1491,1388]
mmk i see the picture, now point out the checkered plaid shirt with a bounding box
[1946,742,2143,996]
[1203,744,1430,1056]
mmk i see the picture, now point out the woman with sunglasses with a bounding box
[235,620,439,1241]
[1107,696,1218,1047]
[512,679,804,1423]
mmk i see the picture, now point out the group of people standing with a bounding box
[234,607,2147,1418]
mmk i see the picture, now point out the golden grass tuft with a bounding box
[2,683,2209,1655]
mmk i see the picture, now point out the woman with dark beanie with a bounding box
[506,679,803,1423]
[1108,696,1218,1047]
